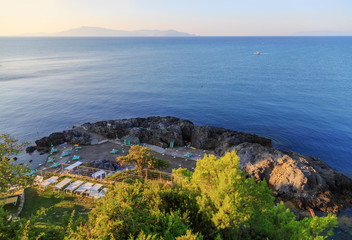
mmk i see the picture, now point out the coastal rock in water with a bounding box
[35,132,65,152]
[233,143,352,213]
[80,116,271,152]
[25,146,36,153]
[34,130,91,152]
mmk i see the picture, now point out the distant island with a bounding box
[21,26,196,37]
[18,27,352,37]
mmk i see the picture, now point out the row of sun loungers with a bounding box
[39,176,107,199]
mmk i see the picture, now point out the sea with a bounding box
[0,37,351,175]
[0,36,352,237]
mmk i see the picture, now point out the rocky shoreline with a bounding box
[28,116,352,213]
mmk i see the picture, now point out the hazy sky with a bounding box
[1,0,352,36]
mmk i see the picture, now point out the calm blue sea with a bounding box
[0,37,351,177]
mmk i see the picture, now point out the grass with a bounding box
[20,187,95,229]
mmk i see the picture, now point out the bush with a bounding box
[70,151,337,240]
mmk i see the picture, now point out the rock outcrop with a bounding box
[32,116,352,212]
[233,143,352,213]
[79,116,272,154]
[25,146,36,153]
[90,160,121,171]
[34,130,91,152]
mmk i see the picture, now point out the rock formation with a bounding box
[234,143,352,213]
[25,146,36,153]
[79,116,272,154]
[33,129,91,153]
[90,160,121,171]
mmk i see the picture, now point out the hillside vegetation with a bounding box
[1,146,337,239]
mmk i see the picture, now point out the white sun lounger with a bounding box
[87,183,103,198]
[90,187,108,199]
[92,170,106,179]
[39,176,59,190]
[89,190,99,199]
[91,183,103,192]
[65,180,84,193]
[53,178,72,191]
[65,161,83,170]
[75,182,94,196]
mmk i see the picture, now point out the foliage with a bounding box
[147,155,170,170]
[105,169,139,181]
[188,151,337,239]
[0,205,22,239]
[0,205,50,240]
[70,180,201,240]
[0,150,337,239]
[117,146,169,172]
[0,134,26,158]
[77,150,336,240]
[172,167,193,181]
[0,134,33,193]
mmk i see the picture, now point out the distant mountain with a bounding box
[22,26,195,37]
[293,30,352,36]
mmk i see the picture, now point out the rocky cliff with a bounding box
[234,143,352,213]
[29,116,352,212]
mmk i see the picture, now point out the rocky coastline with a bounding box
[28,116,352,213]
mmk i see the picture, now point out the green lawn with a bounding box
[21,187,95,229]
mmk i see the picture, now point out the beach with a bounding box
[35,139,216,174]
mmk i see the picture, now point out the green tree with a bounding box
[0,134,33,193]
[70,180,202,240]
[187,151,337,239]
[0,134,39,239]
[117,146,169,173]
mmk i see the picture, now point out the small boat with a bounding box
[254,51,260,55]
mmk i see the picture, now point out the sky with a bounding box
[1,0,352,36]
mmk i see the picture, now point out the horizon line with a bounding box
[1,35,352,37]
